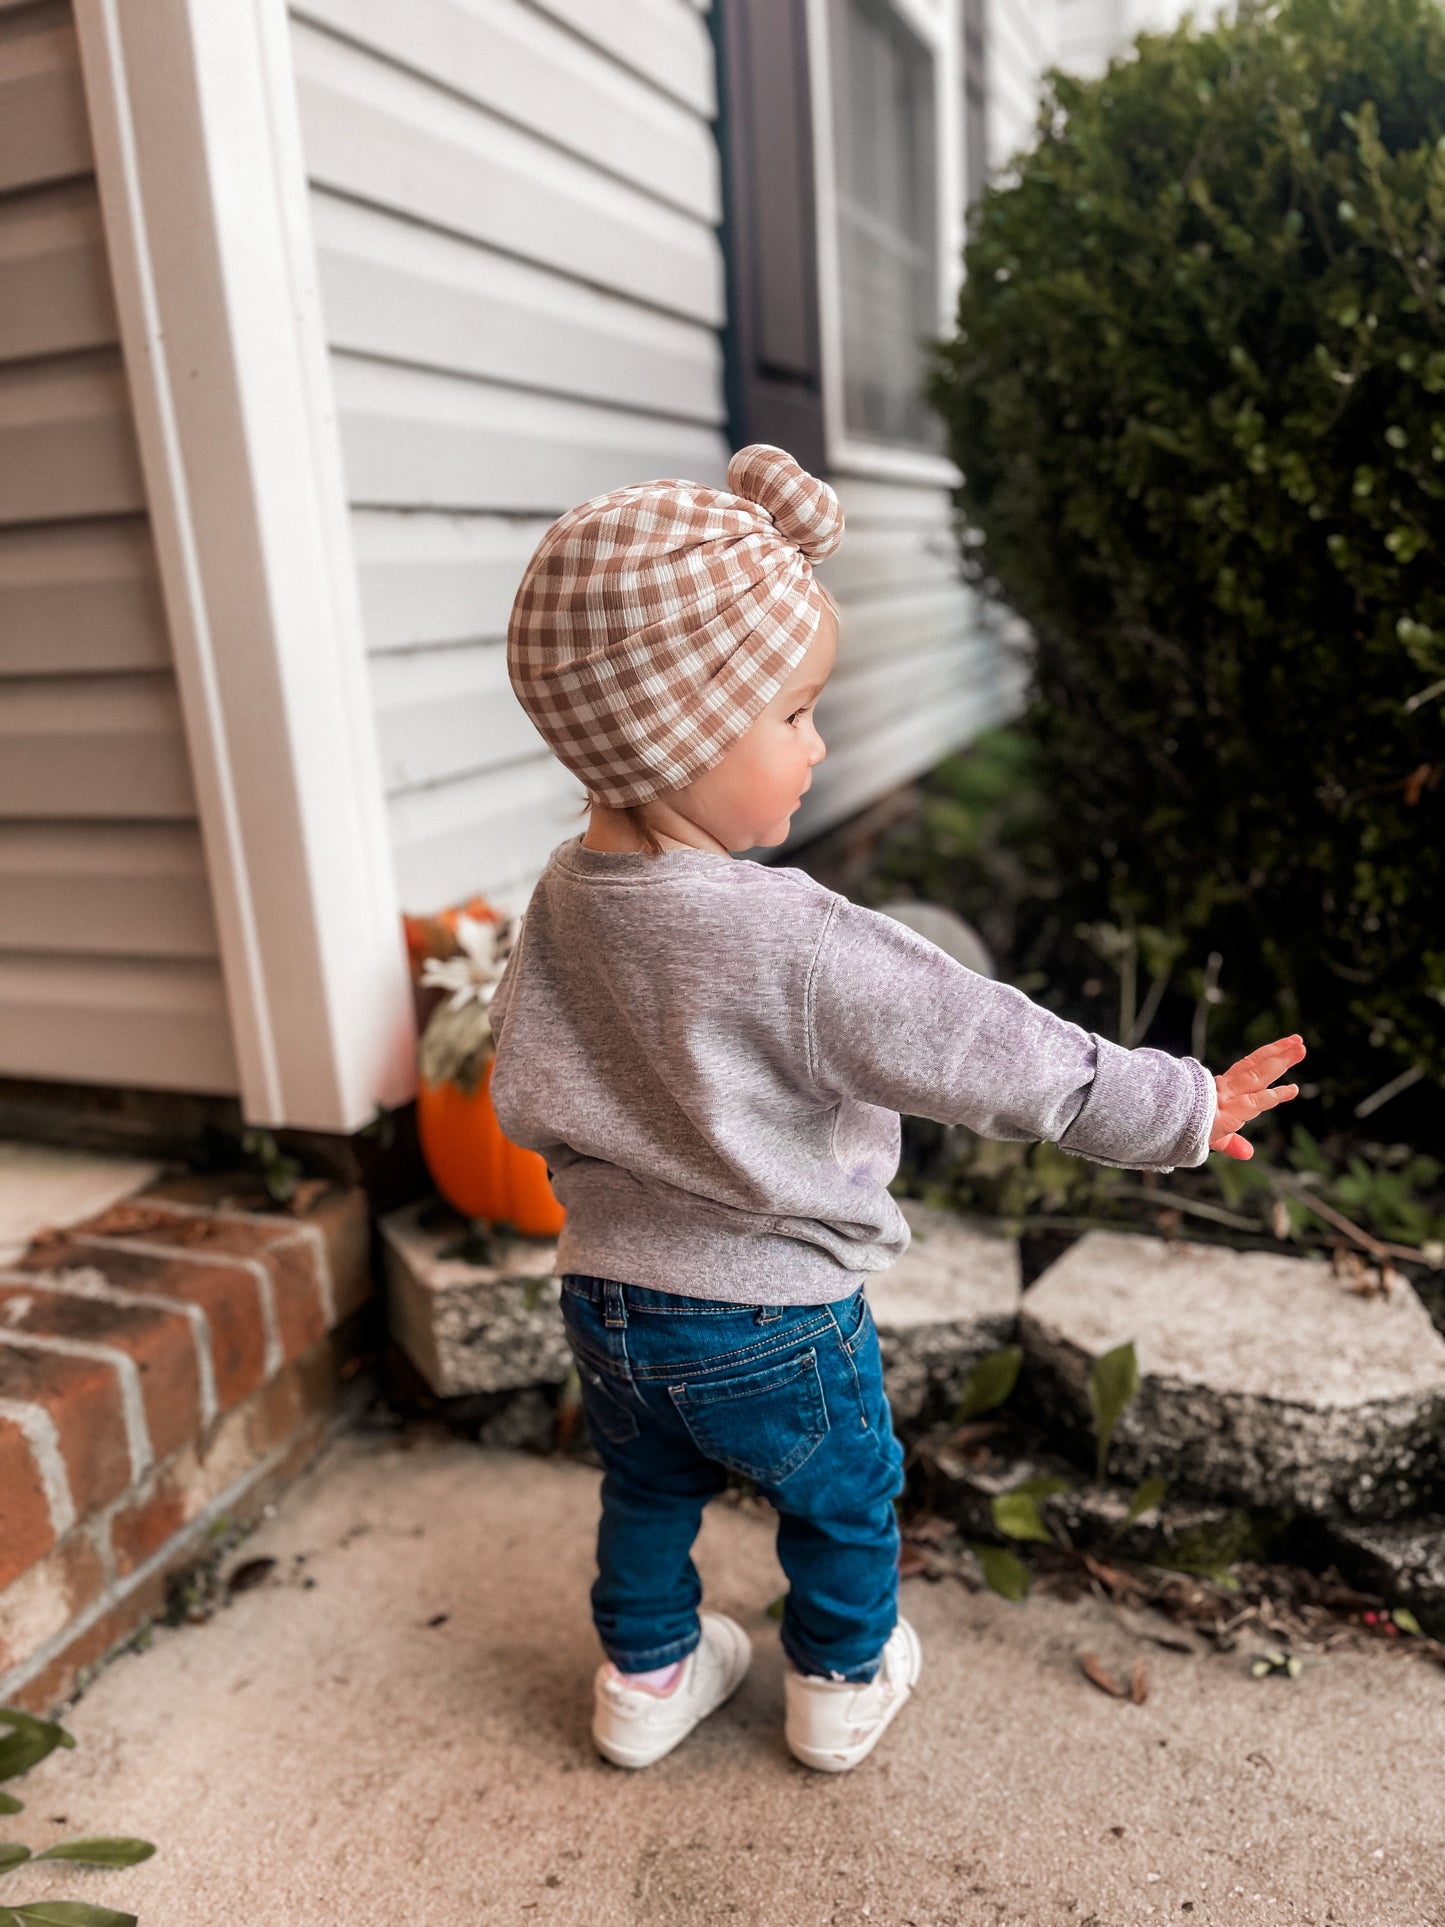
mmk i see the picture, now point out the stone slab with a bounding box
[914,1436,1279,1574]
[0,1140,161,1266]
[379,1200,567,1398]
[1021,1232,1445,1517]
[1324,1517,1445,1636]
[870,1197,1021,1424]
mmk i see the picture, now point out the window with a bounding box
[825,0,944,452]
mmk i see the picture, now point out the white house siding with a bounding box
[286,0,731,920]
[788,473,1016,847]
[0,0,236,1094]
[1059,0,1230,78]
[986,0,1060,173]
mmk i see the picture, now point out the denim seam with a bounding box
[780,1622,882,1685]
[828,1302,871,1434]
[668,1348,817,1407]
[604,1628,702,1673]
[626,1317,834,1381]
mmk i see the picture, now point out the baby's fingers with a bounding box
[1213,1132,1254,1160]
[1237,1082,1300,1121]
[1233,1035,1306,1086]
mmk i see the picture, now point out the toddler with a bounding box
[486,444,1303,1773]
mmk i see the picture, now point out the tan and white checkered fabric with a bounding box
[507,444,844,808]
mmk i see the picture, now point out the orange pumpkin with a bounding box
[416,1055,565,1236]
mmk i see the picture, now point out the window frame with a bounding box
[804,0,964,484]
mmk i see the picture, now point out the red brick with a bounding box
[0,1343,128,1517]
[11,1571,171,1717]
[305,1188,373,1324]
[108,1478,190,1579]
[58,1528,107,1620]
[0,1281,201,1463]
[102,1178,373,1329]
[78,1204,328,1367]
[17,1238,268,1413]
[0,1414,56,1588]
[12,1400,343,1718]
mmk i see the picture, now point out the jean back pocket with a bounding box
[668,1347,829,1486]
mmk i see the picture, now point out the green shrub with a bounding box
[929,0,1445,1124]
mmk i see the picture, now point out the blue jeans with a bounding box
[559,1273,906,1684]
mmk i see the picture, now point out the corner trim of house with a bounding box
[73,0,414,1132]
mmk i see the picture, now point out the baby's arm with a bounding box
[808,898,1285,1172]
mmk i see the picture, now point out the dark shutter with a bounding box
[713,0,826,471]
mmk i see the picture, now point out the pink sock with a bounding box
[612,1658,685,1696]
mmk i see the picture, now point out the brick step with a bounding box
[0,1174,372,1714]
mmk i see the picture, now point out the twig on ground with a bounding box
[1111,1185,1259,1233]
[1271,1168,1430,1266]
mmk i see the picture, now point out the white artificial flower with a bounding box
[420,913,512,1011]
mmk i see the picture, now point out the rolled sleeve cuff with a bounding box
[1057,1037,1217,1173]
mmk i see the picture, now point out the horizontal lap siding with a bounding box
[785,473,1025,850]
[290,0,730,916]
[988,0,1059,172]
[0,2,235,1092]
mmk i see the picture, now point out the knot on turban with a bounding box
[507,444,844,809]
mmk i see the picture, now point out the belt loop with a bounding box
[603,1279,627,1328]
[754,1304,783,1324]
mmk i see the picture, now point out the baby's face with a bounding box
[671,599,836,852]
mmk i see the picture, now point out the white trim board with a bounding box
[805,0,965,488]
[73,0,414,1131]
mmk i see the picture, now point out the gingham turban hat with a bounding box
[507,443,844,808]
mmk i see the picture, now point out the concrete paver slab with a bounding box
[1022,1232,1445,1517]
[5,1426,1443,1927]
[0,1141,160,1266]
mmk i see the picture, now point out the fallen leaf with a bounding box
[226,1557,277,1595]
[1403,762,1433,806]
[898,1545,930,1579]
[1129,1656,1150,1703]
[1079,1651,1126,1697]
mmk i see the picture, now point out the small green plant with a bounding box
[990,1475,1073,1545]
[968,1544,1033,1603]
[0,1707,155,1926]
[1088,1341,1141,1482]
[1124,1475,1169,1524]
[951,1344,1023,1424]
[240,1127,302,1206]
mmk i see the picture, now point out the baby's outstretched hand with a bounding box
[1209,1035,1306,1160]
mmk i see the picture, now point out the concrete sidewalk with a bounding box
[5,1422,1442,1927]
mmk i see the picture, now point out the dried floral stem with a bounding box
[1268,1169,1428,1265]
[1110,1185,1258,1233]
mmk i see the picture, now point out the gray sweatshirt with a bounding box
[487,835,1216,1306]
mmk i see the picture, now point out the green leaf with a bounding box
[13,1906,140,1927]
[0,1794,23,1816]
[1125,1475,1169,1523]
[1088,1341,1141,1482]
[952,1345,1022,1423]
[0,1711,74,1787]
[1391,1608,1423,1636]
[970,1543,1031,1602]
[765,1593,786,1621]
[990,1491,1054,1544]
[31,1842,156,1871]
[0,1847,31,1877]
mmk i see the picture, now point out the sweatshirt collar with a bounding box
[554,833,738,879]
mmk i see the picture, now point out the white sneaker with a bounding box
[784,1617,922,1772]
[592,1611,752,1768]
